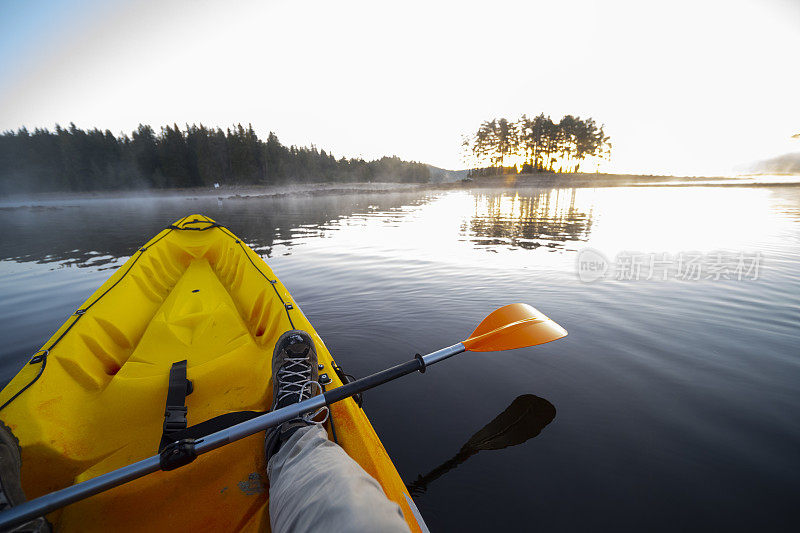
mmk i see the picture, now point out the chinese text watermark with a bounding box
[576,249,761,282]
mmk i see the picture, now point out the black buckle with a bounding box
[164,406,188,432]
[159,438,197,471]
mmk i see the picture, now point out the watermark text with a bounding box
[576,249,761,282]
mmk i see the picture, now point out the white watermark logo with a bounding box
[576,248,610,282]
[576,249,761,282]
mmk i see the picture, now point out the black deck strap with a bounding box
[162,411,264,443]
[159,360,194,452]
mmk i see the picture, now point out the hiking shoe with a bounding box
[264,331,327,461]
[0,421,50,532]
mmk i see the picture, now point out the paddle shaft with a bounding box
[0,343,465,529]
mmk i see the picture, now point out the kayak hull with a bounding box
[0,214,423,532]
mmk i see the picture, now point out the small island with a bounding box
[461,114,611,175]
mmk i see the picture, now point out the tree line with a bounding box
[463,114,611,174]
[0,123,431,194]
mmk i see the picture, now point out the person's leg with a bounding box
[264,331,409,533]
[268,425,408,533]
[0,421,50,532]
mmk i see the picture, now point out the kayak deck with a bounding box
[0,214,422,532]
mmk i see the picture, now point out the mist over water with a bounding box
[1,183,799,531]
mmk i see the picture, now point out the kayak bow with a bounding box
[0,214,426,532]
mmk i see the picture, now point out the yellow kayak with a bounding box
[0,214,425,532]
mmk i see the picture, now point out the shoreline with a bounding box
[0,182,427,207]
[442,172,800,189]
[2,173,798,207]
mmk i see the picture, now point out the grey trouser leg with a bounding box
[267,424,410,533]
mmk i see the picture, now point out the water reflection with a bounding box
[0,188,598,269]
[406,394,556,497]
[462,189,593,251]
[4,185,798,272]
[0,192,436,267]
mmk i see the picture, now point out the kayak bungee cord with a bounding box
[0,350,47,413]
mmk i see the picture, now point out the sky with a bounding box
[1,0,798,176]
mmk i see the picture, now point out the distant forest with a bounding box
[463,114,611,174]
[0,123,431,194]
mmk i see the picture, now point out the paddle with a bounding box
[406,394,556,496]
[0,303,567,529]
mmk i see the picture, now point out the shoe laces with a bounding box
[275,354,329,424]
[275,353,315,405]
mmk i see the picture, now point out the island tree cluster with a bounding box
[463,115,611,174]
[0,123,431,194]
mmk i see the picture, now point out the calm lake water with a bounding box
[1,183,799,531]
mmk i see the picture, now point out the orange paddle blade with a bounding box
[462,303,567,352]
